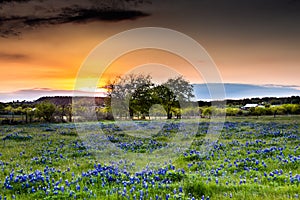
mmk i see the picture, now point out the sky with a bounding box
[0,0,300,102]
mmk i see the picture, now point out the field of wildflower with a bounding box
[0,116,299,200]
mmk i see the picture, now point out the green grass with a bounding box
[0,116,299,199]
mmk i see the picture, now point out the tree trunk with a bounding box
[167,112,172,119]
[69,113,72,122]
[129,108,134,119]
[273,111,277,118]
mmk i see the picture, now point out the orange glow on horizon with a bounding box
[97,49,204,87]
[1,20,300,95]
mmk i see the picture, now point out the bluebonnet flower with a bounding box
[76,184,80,191]
[179,186,183,193]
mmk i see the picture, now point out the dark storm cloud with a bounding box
[0,52,29,60]
[165,0,300,47]
[0,0,31,3]
[202,0,299,22]
[0,0,150,37]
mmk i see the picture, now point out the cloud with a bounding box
[0,52,29,60]
[0,88,107,102]
[263,84,300,89]
[0,0,150,37]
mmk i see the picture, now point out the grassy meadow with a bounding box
[0,116,299,199]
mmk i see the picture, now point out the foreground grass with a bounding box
[0,116,299,199]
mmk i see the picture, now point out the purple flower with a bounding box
[76,184,80,191]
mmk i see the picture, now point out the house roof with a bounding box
[242,104,258,108]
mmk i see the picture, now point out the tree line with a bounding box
[0,74,195,123]
[201,103,300,118]
[1,74,300,124]
[106,74,194,120]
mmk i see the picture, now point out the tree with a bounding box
[54,104,73,122]
[149,104,166,119]
[4,105,15,121]
[15,106,24,122]
[163,76,194,102]
[282,104,294,115]
[24,107,35,123]
[202,106,212,118]
[106,74,194,120]
[182,106,199,118]
[0,103,4,112]
[35,101,56,122]
[152,85,177,119]
[65,105,73,122]
[291,104,300,114]
[96,106,113,120]
[254,107,266,117]
[130,83,153,119]
[107,74,153,119]
[271,106,285,117]
[72,98,96,121]
[226,107,240,116]
[159,76,194,119]
[55,105,67,122]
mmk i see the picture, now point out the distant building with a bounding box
[241,103,258,110]
[241,103,265,110]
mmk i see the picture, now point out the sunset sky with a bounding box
[0,0,300,101]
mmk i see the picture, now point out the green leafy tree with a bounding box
[291,104,300,114]
[4,105,15,121]
[282,104,294,115]
[182,106,199,118]
[160,76,194,119]
[149,104,166,119]
[271,106,285,117]
[24,107,35,123]
[202,106,212,118]
[35,101,56,122]
[0,103,5,112]
[202,106,225,118]
[130,82,154,119]
[226,107,240,116]
[72,99,96,121]
[106,74,194,120]
[254,107,266,117]
[108,74,153,119]
[15,106,25,122]
[152,85,177,119]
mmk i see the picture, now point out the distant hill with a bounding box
[35,96,106,106]
[0,88,106,103]
[1,83,300,105]
[35,96,72,105]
